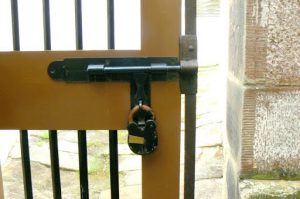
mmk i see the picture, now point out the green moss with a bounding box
[87,139,105,148]
[118,171,126,178]
[241,169,300,181]
[88,155,109,175]
[39,132,49,140]
[34,131,49,141]
[249,191,300,199]
[117,130,128,144]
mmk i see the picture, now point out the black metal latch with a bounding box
[48,57,180,155]
[48,38,198,155]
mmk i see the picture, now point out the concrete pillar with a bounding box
[225,0,300,198]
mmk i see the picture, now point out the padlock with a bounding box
[127,105,158,155]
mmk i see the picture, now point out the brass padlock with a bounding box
[127,105,158,155]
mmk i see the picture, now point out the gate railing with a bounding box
[0,0,197,198]
[8,0,121,198]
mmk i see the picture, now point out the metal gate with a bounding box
[0,0,197,198]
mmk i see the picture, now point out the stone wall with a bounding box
[226,0,300,198]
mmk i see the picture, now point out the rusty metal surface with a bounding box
[185,0,197,35]
[183,0,197,199]
[184,94,197,199]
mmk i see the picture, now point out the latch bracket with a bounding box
[179,35,198,95]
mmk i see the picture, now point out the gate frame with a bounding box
[0,0,198,198]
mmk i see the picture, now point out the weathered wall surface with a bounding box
[241,89,300,178]
[254,90,300,174]
[245,0,300,85]
[226,0,300,198]
[228,0,245,81]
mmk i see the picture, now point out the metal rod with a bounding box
[12,2,33,197]
[184,95,196,199]
[185,0,197,35]
[87,64,181,74]
[75,0,83,50]
[183,0,197,199]
[11,0,20,51]
[107,3,119,197]
[75,4,88,198]
[43,4,62,198]
[78,130,89,199]
[20,130,33,199]
[107,0,115,49]
[109,130,119,199]
[43,0,51,50]
[49,130,62,199]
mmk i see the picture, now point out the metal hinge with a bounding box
[179,35,198,95]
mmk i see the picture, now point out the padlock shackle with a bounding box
[128,105,154,123]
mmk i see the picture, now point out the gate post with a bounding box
[142,81,181,199]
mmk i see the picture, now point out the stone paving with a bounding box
[240,180,300,199]
[0,65,225,199]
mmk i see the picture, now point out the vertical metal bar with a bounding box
[107,1,119,198]
[10,0,20,51]
[185,0,197,35]
[43,0,51,50]
[49,131,62,199]
[184,95,196,199]
[75,1,89,198]
[75,0,83,50]
[184,1,197,199]
[109,130,119,199]
[78,131,89,199]
[107,0,115,49]
[12,1,33,198]
[42,2,62,198]
[20,131,33,199]
[11,0,20,51]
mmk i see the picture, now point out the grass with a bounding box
[117,130,128,144]
[88,154,109,175]
[241,170,300,181]
[87,139,105,148]
[39,131,49,140]
[34,131,50,146]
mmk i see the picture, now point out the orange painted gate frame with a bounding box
[0,0,182,198]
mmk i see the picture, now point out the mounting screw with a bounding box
[49,68,55,74]
[188,45,194,52]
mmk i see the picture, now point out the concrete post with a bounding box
[225,0,300,198]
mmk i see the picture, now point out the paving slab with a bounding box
[179,178,223,199]
[195,146,224,180]
[240,180,300,199]
[0,130,19,166]
[99,185,142,199]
